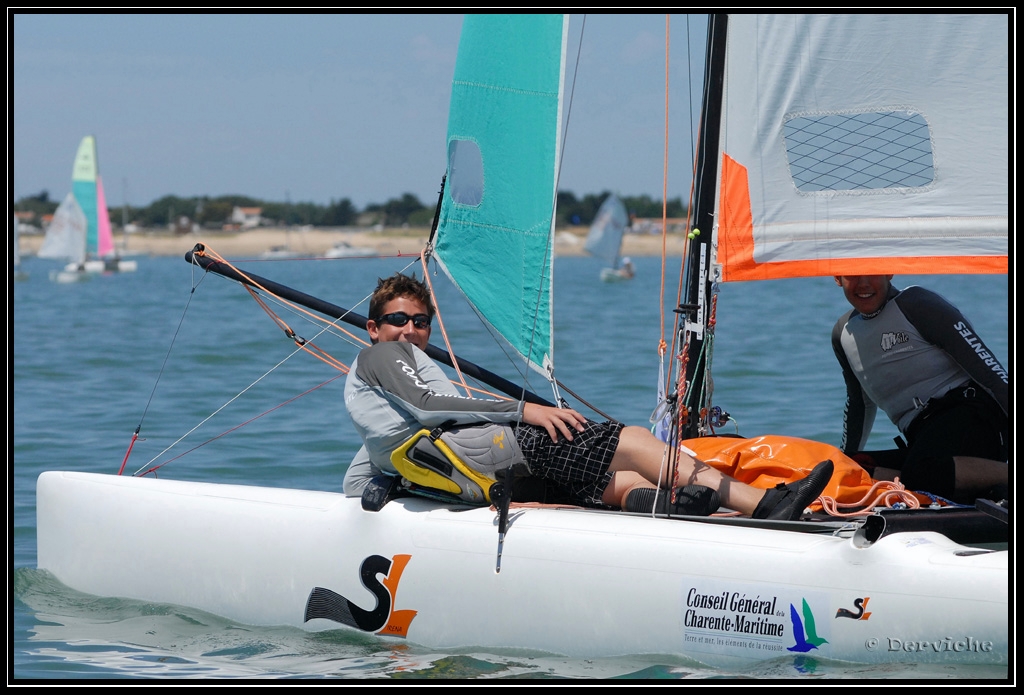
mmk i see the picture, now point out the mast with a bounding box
[679,13,727,440]
[122,178,130,256]
[284,190,292,251]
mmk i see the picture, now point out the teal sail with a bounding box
[71,136,100,257]
[432,14,567,381]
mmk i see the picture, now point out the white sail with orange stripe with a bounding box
[710,14,1007,282]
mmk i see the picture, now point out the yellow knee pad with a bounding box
[390,430,499,504]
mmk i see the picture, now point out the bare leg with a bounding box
[600,471,652,507]
[954,456,1008,497]
[606,426,765,514]
[872,466,898,482]
[868,458,1006,499]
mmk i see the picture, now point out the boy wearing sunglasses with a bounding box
[343,273,833,519]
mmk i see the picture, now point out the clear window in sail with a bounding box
[783,111,933,192]
[447,139,484,206]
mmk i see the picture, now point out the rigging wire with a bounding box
[655,15,709,442]
[133,374,346,478]
[128,244,524,477]
[658,14,670,349]
[420,250,473,397]
[117,258,214,475]
[535,12,587,410]
[130,246,372,476]
[554,14,616,425]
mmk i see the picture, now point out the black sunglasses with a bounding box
[374,312,432,329]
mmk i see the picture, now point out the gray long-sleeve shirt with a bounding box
[342,341,522,496]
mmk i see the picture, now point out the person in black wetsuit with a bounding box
[832,275,1009,502]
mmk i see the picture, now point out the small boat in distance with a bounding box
[38,136,138,282]
[13,213,29,282]
[37,192,90,283]
[322,240,377,258]
[584,193,633,282]
[599,256,634,282]
[259,244,303,260]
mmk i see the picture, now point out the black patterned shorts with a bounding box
[514,419,623,507]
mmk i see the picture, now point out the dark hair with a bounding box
[369,272,434,321]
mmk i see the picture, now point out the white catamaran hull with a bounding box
[70,258,139,274]
[599,267,632,283]
[36,471,1007,668]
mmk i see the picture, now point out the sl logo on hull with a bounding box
[304,554,417,637]
[835,597,872,621]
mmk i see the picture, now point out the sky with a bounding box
[11,12,709,211]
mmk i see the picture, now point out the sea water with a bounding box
[12,251,1011,681]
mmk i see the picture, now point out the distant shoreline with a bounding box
[18,226,686,259]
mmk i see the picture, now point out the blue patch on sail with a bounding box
[448,139,484,206]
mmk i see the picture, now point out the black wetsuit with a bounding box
[832,284,1008,499]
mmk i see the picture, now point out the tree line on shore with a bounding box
[13,189,688,231]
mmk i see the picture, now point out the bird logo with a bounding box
[788,599,828,652]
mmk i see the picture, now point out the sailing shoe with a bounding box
[624,485,721,517]
[752,459,834,521]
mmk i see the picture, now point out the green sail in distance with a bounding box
[71,135,100,256]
